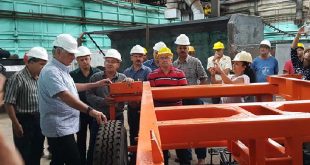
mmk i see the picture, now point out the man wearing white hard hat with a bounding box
[86,48,134,164]
[69,46,101,165]
[4,46,48,165]
[38,34,110,165]
[123,45,152,164]
[143,41,167,71]
[173,34,208,165]
[251,39,278,82]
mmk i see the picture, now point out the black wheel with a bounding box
[93,120,128,165]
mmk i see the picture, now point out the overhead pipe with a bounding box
[296,0,303,25]
[184,0,204,20]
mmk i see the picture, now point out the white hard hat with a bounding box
[75,46,91,58]
[130,45,145,54]
[53,34,78,53]
[153,41,166,51]
[105,49,122,62]
[260,39,271,48]
[27,47,49,61]
[174,34,190,45]
[232,51,252,63]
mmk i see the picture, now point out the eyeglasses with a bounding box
[158,56,171,60]
[105,60,119,64]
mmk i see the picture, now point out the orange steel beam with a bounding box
[107,75,310,165]
[157,113,310,144]
[151,83,277,99]
[136,83,163,165]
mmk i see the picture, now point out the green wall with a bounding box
[0,0,173,56]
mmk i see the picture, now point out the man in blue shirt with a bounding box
[38,34,110,165]
[123,45,151,164]
[143,41,166,71]
[251,39,278,82]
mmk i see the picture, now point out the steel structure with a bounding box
[107,75,310,165]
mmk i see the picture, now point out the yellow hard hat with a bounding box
[157,47,173,58]
[188,46,195,52]
[213,41,225,50]
[143,47,147,54]
[297,43,304,49]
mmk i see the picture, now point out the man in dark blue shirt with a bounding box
[124,45,151,165]
[143,41,166,71]
[69,46,100,165]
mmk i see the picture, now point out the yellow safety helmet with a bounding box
[157,47,173,58]
[213,41,225,50]
[188,46,195,52]
[143,47,147,54]
[297,43,304,49]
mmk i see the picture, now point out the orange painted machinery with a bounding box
[107,75,310,165]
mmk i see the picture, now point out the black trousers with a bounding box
[77,113,93,165]
[48,134,81,165]
[304,143,310,165]
[127,106,141,165]
[14,114,44,165]
[182,99,207,160]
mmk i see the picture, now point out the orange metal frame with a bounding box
[108,75,310,165]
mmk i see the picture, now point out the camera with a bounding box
[304,25,310,34]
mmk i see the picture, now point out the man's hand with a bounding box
[89,110,107,124]
[298,26,305,35]
[95,78,112,87]
[213,53,221,62]
[104,96,115,105]
[209,67,216,76]
[12,122,23,137]
[123,78,134,86]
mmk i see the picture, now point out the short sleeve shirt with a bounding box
[207,55,232,81]
[283,60,294,74]
[221,74,250,103]
[38,58,79,137]
[251,55,278,82]
[173,55,207,85]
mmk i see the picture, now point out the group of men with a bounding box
[2,25,310,165]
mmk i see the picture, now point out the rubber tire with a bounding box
[93,120,128,165]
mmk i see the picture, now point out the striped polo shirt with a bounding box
[147,66,187,106]
[4,67,39,114]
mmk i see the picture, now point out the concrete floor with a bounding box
[0,111,225,165]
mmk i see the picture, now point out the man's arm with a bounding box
[0,74,6,107]
[0,132,24,165]
[291,27,303,49]
[4,104,23,137]
[75,78,111,92]
[196,59,208,85]
[56,91,107,124]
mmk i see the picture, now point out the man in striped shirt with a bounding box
[148,47,187,164]
[4,47,48,165]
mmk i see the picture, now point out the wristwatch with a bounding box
[87,106,94,115]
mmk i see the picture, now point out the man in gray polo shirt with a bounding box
[38,34,110,165]
[173,34,208,165]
